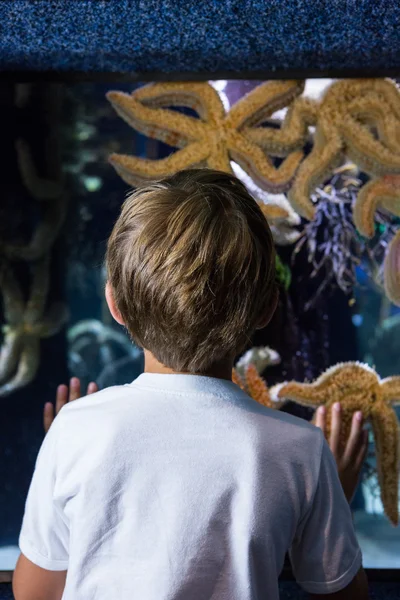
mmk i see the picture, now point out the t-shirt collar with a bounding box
[130,372,241,397]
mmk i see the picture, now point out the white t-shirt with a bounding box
[19,373,362,599]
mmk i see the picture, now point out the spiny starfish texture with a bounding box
[288,78,400,220]
[275,362,400,526]
[0,258,68,397]
[232,364,275,409]
[385,230,400,306]
[107,81,306,217]
[231,162,301,246]
[353,174,400,306]
[354,174,400,238]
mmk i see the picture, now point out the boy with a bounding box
[14,169,369,599]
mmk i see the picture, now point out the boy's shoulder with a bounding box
[60,383,132,412]
[55,380,324,463]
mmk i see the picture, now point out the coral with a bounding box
[232,346,283,409]
[384,230,400,306]
[275,362,400,525]
[293,165,400,309]
[0,258,68,397]
[235,345,280,381]
[232,364,274,409]
[67,319,143,392]
[292,165,364,308]
[107,81,305,198]
[289,79,400,220]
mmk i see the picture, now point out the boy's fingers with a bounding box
[354,429,369,472]
[329,402,342,458]
[314,406,326,434]
[87,381,98,395]
[43,402,54,434]
[343,411,364,465]
[55,384,69,415]
[69,377,81,402]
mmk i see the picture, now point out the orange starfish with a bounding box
[232,364,282,409]
[289,79,400,220]
[276,362,400,525]
[107,81,305,203]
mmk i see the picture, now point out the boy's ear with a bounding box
[256,287,279,330]
[105,282,125,326]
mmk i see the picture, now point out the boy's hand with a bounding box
[43,378,98,434]
[315,403,368,504]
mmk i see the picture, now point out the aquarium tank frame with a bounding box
[1,0,400,590]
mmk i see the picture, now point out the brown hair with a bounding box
[106,169,276,373]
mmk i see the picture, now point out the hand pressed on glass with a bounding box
[43,377,98,434]
[315,402,368,503]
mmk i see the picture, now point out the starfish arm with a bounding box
[0,262,25,323]
[258,204,289,221]
[0,330,22,384]
[133,83,224,121]
[244,97,318,156]
[106,90,207,149]
[343,117,400,176]
[226,80,305,130]
[311,362,379,391]
[348,94,400,155]
[134,82,226,124]
[381,376,400,405]
[384,230,400,307]
[245,364,273,408]
[230,162,301,226]
[353,177,400,238]
[25,256,50,325]
[229,131,303,194]
[0,337,40,397]
[288,131,343,220]
[279,363,380,407]
[232,368,246,391]
[371,403,399,526]
[206,147,233,173]
[36,302,69,338]
[276,381,324,407]
[268,383,288,408]
[15,139,62,201]
[109,142,210,187]
[6,195,67,261]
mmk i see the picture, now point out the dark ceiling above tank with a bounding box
[1,0,399,79]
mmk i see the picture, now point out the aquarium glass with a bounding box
[1,79,399,571]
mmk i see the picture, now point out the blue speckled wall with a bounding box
[1,0,399,75]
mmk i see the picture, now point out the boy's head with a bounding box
[106,168,277,374]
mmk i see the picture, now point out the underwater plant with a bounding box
[293,166,399,310]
